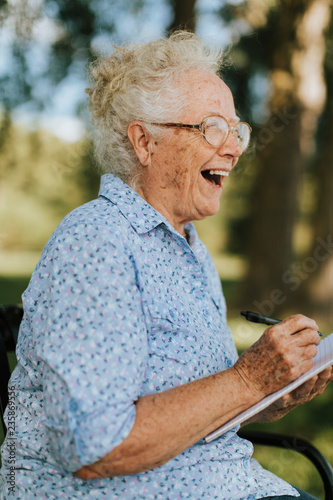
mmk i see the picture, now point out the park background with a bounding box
[0,0,333,496]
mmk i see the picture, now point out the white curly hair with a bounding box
[86,31,225,183]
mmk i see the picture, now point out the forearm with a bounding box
[75,366,258,480]
[75,314,322,480]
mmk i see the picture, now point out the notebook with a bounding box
[205,332,333,443]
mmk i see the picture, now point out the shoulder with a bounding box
[61,196,127,233]
[32,197,137,283]
[51,197,133,249]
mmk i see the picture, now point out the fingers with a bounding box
[264,314,320,368]
[236,314,323,400]
[262,316,320,370]
[269,314,321,344]
[288,366,333,402]
[316,366,333,388]
[281,314,319,333]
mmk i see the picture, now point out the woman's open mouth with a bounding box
[201,169,229,187]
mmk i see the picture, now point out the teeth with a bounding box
[209,170,229,176]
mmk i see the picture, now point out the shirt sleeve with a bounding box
[33,221,148,472]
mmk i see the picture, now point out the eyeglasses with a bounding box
[150,115,252,152]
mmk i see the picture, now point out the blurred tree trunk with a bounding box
[304,7,333,325]
[240,0,330,315]
[167,0,197,32]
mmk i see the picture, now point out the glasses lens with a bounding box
[237,123,251,151]
[203,116,251,151]
[203,116,228,148]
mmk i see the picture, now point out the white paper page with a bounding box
[205,332,333,443]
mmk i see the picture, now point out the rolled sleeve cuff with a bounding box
[45,401,137,472]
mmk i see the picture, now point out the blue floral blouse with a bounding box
[0,174,298,499]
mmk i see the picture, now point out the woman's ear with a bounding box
[127,121,153,167]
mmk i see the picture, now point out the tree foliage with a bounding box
[0,118,99,250]
[0,0,195,252]
[2,0,333,324]
[218,0,333,326]
[0,0,158,111]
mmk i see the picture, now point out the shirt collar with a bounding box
[99,173,173,234]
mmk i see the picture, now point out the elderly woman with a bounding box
[0,32,332,500]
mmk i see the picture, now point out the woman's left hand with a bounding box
[244,365,333,423]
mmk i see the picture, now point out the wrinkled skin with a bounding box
[76,315,332,481]
[235,314,333,424]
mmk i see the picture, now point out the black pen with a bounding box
[240,310,323,337]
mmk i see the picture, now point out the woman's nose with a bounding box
[217,129,243,157]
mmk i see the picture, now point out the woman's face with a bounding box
[136,70,243,234]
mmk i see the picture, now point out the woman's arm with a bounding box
[75,365,255,480]
[75,314,322,480]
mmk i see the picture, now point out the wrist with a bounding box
[231,360,267,405]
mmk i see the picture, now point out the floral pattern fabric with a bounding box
[0,174,299,499]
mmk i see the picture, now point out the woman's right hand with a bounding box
[233,314,321,400]
[75,314,322,480]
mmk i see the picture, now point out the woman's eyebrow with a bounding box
[207,112,241,123]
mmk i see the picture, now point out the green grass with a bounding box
[227,309,333,499]
[243,383,333,499]
[251,441,327,498]
[0,275,30,305]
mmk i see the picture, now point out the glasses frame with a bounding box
[150,115,252,151]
